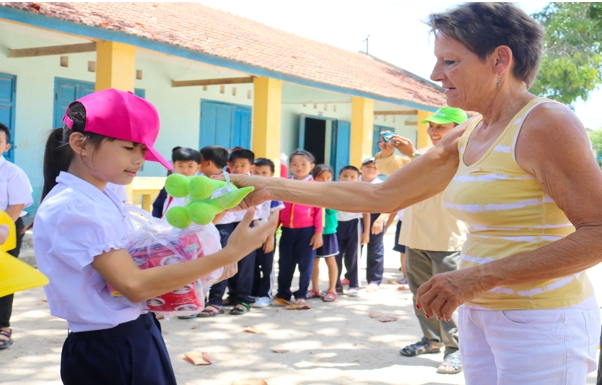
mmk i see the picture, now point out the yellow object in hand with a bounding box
[0,211,49,297]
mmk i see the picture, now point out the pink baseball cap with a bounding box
[62,88,172,170]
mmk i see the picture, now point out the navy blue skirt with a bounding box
[393,221,406,253]
[61,313,176,385]
[316,233,340,258]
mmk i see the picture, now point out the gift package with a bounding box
[108,206,225,318]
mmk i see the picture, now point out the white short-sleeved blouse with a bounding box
[34,172,142,332]
[0,155,33,217]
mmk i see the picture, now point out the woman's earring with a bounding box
[496,73,501,88]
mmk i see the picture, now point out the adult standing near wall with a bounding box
[374,106,468,375]
[224,3,602,384]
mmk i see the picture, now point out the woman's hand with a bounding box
[310,232,323,250]
[212,174,273,210]
[389,134,417,158]
[415,266,492,321]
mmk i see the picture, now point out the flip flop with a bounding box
[0,329,12,350]
[322,291,338,302]
[399,340,441,357]
[437,351,462,374]
[198,306,224,318]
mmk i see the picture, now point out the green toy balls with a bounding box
[163,174,254,229]
[164,174,190,198]
[165,206,191,229]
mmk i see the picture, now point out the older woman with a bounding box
[228,3,602,384]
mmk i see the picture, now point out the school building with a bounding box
[0,2,445,213]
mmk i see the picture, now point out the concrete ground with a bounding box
[2,229,600,385]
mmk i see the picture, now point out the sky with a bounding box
[197,0,602,129]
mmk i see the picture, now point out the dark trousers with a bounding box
[362,213,384,285]
[252,236,275,299]
[207,222,256,307]
[335,219,362,288]
[0,217,24,328]
[61,313,176,385]
[277,227,316,301]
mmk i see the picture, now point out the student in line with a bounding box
[33,89,276,384]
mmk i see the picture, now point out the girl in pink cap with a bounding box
[33,89,277,385]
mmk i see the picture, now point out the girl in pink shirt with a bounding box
[277,150,323,306]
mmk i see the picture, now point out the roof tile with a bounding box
[1,2,445,107]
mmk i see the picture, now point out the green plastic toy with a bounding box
[164,174,254,228]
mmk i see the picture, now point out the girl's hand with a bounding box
[224,208,279,263]
[372,219,385,235]
[0,224,9,246]
[263,236,275,253]
[310,232,323,250]
[212,174,273,210]
[361,231,370,245]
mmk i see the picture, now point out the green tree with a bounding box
[587,129,602,162]
[531,3,602,106]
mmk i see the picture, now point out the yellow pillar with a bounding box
[252,77,282,175]
[95,41,137,202]
[417,110,434,149]
[95,41,136,92]
[350,96,374,167]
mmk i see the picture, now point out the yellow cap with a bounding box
[0,211,49,297]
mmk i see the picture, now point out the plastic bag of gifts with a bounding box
[107,205,225,318]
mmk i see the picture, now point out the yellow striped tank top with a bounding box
[443,97,593,310]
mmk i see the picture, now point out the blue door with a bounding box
[199,100,251,150]
[54,77,145,128]
[53,78,95,128]
[0,73,16,163]
[332,120,350,179]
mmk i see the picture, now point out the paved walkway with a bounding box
[2,229,600,384]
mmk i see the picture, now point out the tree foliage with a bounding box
[588,129,602,157]
[531,3,602,106]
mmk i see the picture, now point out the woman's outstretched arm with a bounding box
[225,125,465,213]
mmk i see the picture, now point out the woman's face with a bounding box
[430,33,496,110]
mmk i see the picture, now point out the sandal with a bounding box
[322,291,338,302]
[0,329,12,350]
[198,305,224,318]
[366,283,380,293]
[306,289,321,299]
[437,351,462,374]
[229,302,251,315]
[399,339,441,357]
[294,298,308,306]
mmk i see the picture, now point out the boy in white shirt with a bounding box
[359,158,389,293]
[0,123,33,349]
[250,158,284,307]
[160,148,201,216]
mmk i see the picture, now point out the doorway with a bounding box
[298,114,350,178]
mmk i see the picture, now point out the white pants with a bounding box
[459,296,600,385]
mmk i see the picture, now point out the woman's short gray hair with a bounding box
[428,3,545,88]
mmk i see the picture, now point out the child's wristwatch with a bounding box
[411,152,421,160]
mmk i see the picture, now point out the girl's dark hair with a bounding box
[42,103,113,201]
[311,164,333,179]
[289,149,315,164]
